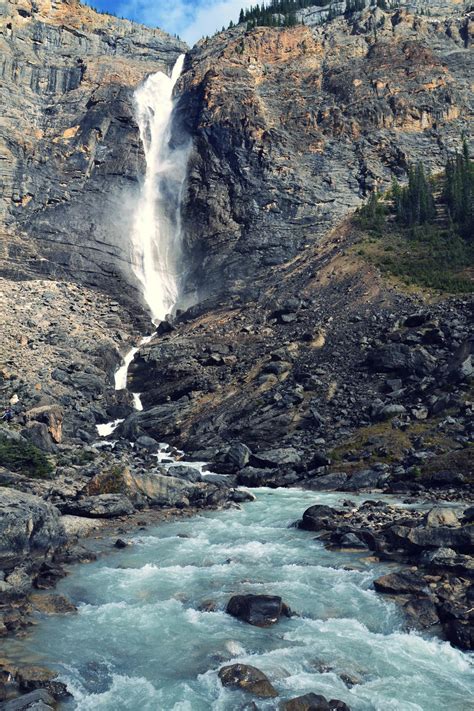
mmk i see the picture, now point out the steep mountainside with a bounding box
[0,0,186,304]
[178,4,473,301]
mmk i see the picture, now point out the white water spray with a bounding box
[130,55,189,323]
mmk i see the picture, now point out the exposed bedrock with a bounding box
[1,0,186,307]
[176,5,473,302]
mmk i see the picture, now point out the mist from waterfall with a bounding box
[130,55,189,323]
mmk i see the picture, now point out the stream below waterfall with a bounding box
[4,488,473,710]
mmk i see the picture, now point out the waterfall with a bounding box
[130,55,189,324]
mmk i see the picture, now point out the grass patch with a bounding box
[0,437,54,479]
[354,222,473,294]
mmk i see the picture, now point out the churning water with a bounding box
[130,55,189,323]
[5,488,473,710]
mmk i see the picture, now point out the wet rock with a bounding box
[15,665,70,700]
[29,593,77,615]
[373,572,428,595]
[280,693,350,710]
[114,539,128,549]
[403,596,439,629]
[299,505,339,532]
[218,663,278,698]
[226,594,291,627]
[0,689,56,711]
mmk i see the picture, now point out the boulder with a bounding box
[307,472,348,491]
[366,344,436,376]
[280,693,350,710]
[299,505,339,531]
[85,467,195,507]
[218,664,278,698]
[250,448,302,468]
[344,469,385,491]
[60,494,134,519]
[386,524,473,553]
[373,572,428,596]
[424,508,459,528]
[0,488,66,570]
[0,689,56,711]
[403,597,439,629]
[24,405,63,444]
[226,594,291,627]
[227,442,252,469]
[167,465,202,483]
[21,422,56,453]
[15,665,70,699]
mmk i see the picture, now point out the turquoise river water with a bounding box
[5,487,474,710]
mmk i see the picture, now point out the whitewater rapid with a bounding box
[130,55,189,324]
[4,488,473,710]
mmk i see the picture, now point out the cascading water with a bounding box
[130,54,189,324]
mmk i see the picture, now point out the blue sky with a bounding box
[86,0,248,44]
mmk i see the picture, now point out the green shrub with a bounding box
[0,437,54,478]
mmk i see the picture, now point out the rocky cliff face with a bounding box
[1,0,186,305]
[178,4,472,302]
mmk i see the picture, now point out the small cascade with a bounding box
[130,54,189,324]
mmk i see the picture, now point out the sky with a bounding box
[86,0,249,44]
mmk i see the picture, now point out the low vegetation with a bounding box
[0,437,54,478]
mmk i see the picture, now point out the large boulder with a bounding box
[251,448,302,468]
[281,694,351,710]
[24,405,63,444]
[218,664,278,698]
[298,505,339,532]
[366,344,436,376]
[0,488,66,570]
[85,466,196,507]
[226,594,291,627]
[60,494,134,519]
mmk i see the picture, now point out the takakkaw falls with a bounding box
[0,2,473,711]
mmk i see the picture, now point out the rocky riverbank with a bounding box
[298,498,473,652]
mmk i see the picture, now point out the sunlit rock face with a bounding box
[177,4,472,302]
[1,0,186,306]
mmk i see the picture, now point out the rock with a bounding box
[307,472,348,491]
[374,404,407,421]
[251,448,302,468]
[60,494,134,519]
[403,597,439,629]
[166,465,202,483]
[0,488,66,571]
[24,405,63,444]
[229,489,256,503]
[21,422,56,453]
[424,508,459,528]
[218,664,278,698]
[367,344,436,376]
[226,594,291,627]
[373,572,428,596]
[29,593,77,614]
[114,539,128,549]
[227,443,252,469]
[299,505,339,532]
[444,620,474,652]
[344,470,385,491]
[387,524,473,553]
[85,466,196,507]
[135,436,160,452]
[0,689,56,711]
[281,693,350,710]
[15,665,70,699]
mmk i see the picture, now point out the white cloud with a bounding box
[115,0,249,45]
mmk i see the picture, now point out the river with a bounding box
[4,487,473,710]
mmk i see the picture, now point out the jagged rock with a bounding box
[29,593,77,615]
[60,494,134,519]
[0,689,56,711]
[218,664,278,698]
[15,665,70,700]
[373,572,428,595]
[166,465,202,483]
[424,508,459,528]
[25,405,63,444]
[0,488,66,570]
[403,597,439,629]
[250,448,302,468]
[366,344,436,376]
[226,594,291,627]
